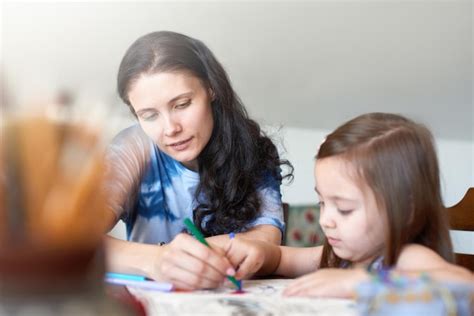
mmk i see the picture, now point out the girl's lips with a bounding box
[327,237,341,246]
[169,137,193,151]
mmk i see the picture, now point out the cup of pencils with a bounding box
[0,114,108,297]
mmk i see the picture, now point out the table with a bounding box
[126,279,357,316]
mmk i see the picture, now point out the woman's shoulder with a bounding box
[111,124,150,146]
[106,124,153,165]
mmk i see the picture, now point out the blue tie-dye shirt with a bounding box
[105,125,285,244]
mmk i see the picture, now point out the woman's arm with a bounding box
[218,236,282,279]
[239,224,282,244]
[102,127,234,289]
[206,225,281,277]
[105,235,164,277]
[105,231,235,289]
[103,126,162,275]
[210,227,323,280]
[102,205,162,278]
[234,227,323,279]
[102,126,150,223]
[207,224,281,246]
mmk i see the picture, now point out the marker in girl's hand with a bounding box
[183,218,242,291]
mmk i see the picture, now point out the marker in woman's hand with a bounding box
[183,218,242,291]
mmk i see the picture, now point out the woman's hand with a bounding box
[153,233,235,290]
[224,235,281,280]
[283,268,368,298]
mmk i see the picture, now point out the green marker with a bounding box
[183,218,241,290]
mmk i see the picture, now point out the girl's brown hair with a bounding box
[317,113,453,268]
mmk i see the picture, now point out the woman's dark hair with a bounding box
[117,31,293,236]
[317,113,453,268]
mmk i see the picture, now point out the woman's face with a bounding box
[128,71,214,171]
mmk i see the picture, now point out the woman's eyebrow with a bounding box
[135,92,194,115]
[167,91,193,104]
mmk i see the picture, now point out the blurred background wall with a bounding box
[2,0,472,253]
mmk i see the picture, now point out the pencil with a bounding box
[183,218,241,290]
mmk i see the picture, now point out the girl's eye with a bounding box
[338,209,353,216]
[175,100,191,109]
[317,201,325,209]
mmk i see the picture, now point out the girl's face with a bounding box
[315,156,386,267]
[128,71,214,171]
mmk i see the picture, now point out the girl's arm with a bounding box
[275,246,322,278]
[395,244,473,282]
[283,244,473,299]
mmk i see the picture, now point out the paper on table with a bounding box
[127,279,357,316]
[106,278,172,292]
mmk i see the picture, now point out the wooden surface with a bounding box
[447,188,474,231]
[446,188,474,271]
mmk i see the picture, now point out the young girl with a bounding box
[225,112,472,297]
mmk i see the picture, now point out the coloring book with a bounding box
[127,279,356,315]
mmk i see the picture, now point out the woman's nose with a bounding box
[163,115,181,137]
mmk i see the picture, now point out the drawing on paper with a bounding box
[127,279,357,316]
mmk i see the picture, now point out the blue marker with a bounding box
[105,278,173,292]
[105,272,146,282]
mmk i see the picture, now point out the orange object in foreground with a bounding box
[0,116,132,315]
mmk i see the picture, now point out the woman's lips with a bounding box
[169,137,193,151]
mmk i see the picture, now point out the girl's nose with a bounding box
[319,208,336,229]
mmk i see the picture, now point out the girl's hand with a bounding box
[224,235,280,280]
[283,268,368,298]
[154,233,235,290]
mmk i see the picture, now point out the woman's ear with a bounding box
[209,88,216,101]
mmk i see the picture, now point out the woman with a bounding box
[103,31,293,290]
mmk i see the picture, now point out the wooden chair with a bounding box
[445,187,474,271]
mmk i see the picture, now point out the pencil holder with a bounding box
[0,116,126,314]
